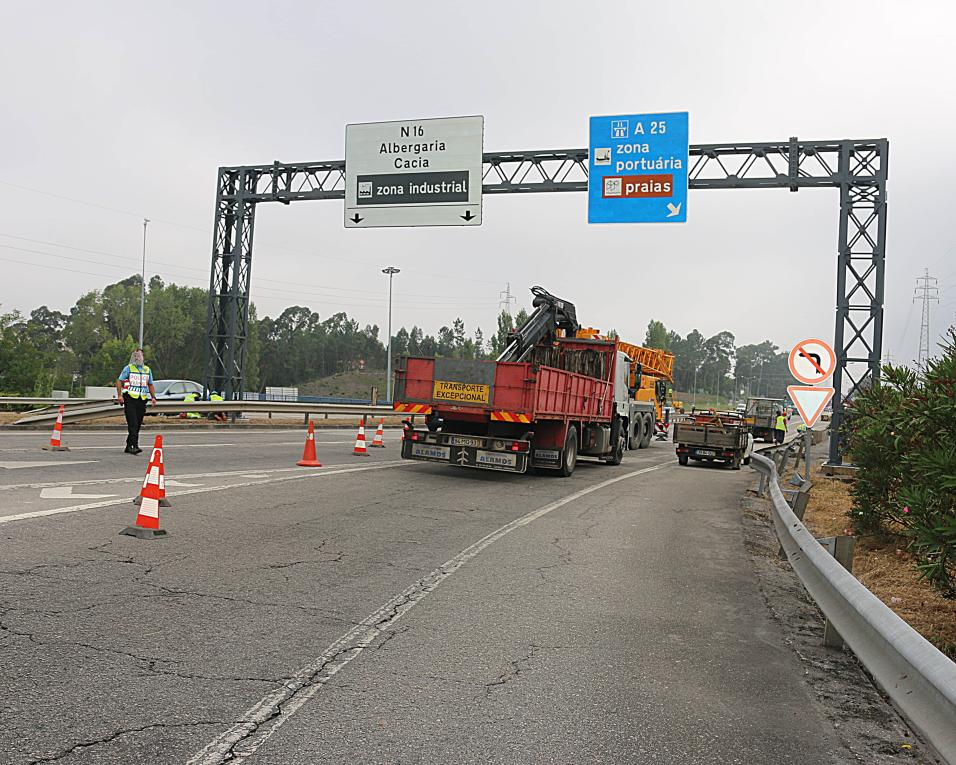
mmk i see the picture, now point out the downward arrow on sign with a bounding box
[40,486,118,500]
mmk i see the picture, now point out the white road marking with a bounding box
[164,480,202,488]
[0,420,386,441]
[39,486,117,500]
[1,465,320,492]
[0,440,351,452]
[187,460,673,765]
[0,460,97,470]
[0,461,409,525]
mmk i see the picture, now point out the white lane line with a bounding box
[187,460,673,765]
[0,429,337,435]
[0,460,97,470]
[0,464,341,491]
[0,440,352,452]
[39,487,118,500]
[0,430,388,441]
[0,461,408,525]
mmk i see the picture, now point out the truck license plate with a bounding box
[534,449,560,461]
[411,444,450,460]
[696,449,716,457]
[476,451,517,468]
[450,436,482,447]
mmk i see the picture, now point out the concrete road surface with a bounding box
[0,428,893,763]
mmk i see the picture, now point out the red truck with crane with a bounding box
[392,287,658,476]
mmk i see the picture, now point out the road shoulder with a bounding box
[740,492,937,763]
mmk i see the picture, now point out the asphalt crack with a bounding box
[481,643,541,698]
[0,608,284,686]
[139,583,362,625]
[28,720,231,764]
[375,625,410,651]
[535,534,575,581]
[264,541,346,576]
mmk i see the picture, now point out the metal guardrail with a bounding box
[0,395,390,408]
[751,453,956,762]
[0,396,99,406]
[12,400,395,425]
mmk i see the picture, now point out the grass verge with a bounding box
[802,469,956,660]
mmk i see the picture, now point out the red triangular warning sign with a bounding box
[787,385,835,428]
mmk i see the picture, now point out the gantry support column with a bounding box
[828,140,888,464]
[203,168,257,400]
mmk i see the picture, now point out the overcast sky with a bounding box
[1,1,954,367]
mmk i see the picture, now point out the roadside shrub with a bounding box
[847,329,956,597]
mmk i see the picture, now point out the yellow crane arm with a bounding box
[576,328,674,380]
[616,341,674,380]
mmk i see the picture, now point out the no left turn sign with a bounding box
[788,338,836,385]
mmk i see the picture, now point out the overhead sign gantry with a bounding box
[203,117,887,467]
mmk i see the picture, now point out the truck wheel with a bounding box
[606,428,625,465]
[678,454,689,466]
[743,455,751,466]
[627,419,639,450]
[558,427,578,477]
[639,413,653,448]
[732,455,742,470]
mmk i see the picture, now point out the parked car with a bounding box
[152,379,203,401]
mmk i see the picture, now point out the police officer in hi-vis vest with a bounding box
[114,348,157,454]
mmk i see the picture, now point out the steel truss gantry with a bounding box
[205,137,888,464]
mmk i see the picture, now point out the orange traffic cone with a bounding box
[121,435,168,539]
[42,405,69,451]
[297,421,323,467]
[371,418,385,448]
[353,419,369,456]
[134,436,171,507]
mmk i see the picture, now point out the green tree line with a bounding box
[643,318,792,400]
[2,274,801,399]
[0,275,529,395]
[1,275,217,395]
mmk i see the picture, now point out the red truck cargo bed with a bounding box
[394,352,614,423]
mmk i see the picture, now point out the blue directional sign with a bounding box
[588,112,689,224]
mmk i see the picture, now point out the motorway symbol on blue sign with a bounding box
[588,112,689,224]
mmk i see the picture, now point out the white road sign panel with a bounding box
[345,116,483,228]
[788,338,836,385]
[787,385,835,428]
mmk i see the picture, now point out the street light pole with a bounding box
[139,218,149,348]
[382,266,400,402]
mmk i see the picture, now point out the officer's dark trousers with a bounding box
[123,394,147,449]
[775,428,785,444]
